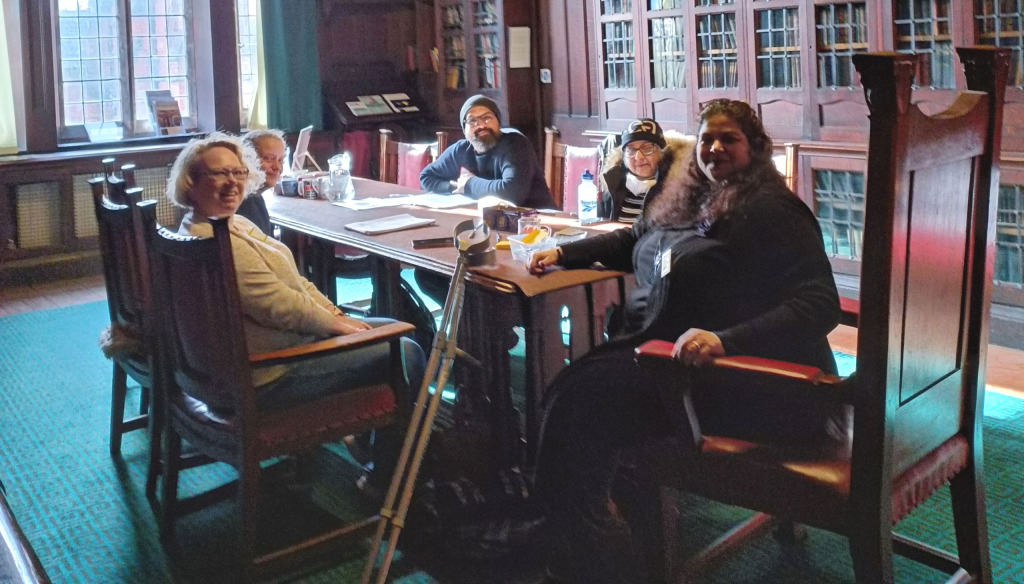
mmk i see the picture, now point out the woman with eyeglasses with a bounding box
[167,132,425,494]
[527,101,842,583]
[234,128,286,234]
[599,118,694,223]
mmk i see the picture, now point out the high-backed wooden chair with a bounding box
[143,213,416,580]
[378,128,448,187]
[635,47,1007,584]
[543,127,601,211]
[90,162,162,502]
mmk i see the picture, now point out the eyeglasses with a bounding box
[259,154,285,165]
[203,168,249,182]
[624,144,660,158]
[464,114,496,128]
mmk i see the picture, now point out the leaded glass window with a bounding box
[816,2,868,88]
[604,21,636,89]
[996,184,1024,286]
[236,0,259,127]
[650,16,686,89]
[56,0,194,143]
[755,7,800,89]
[696,12,738,88]
[814,169,865,260]
[975,0,1024,88]
[894,0,954,88]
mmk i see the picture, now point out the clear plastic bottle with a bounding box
[577,169,599,224]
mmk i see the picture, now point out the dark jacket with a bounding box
[599,132,695,222]
[560,163,840,374]
[419,129,556,209]
[235,188,272,235]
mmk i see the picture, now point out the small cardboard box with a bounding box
[482,205,535,233]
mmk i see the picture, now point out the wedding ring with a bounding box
[688,340,702,351]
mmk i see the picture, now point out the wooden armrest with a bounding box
[635,340,849,402]
[839,296,859,327]
[250,321,416,367]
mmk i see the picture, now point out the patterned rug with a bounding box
[1,301,1023,583]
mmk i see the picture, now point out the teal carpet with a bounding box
[2,300,1023,583]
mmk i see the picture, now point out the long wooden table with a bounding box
[266,178,627,467]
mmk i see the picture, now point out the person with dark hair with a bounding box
[419,94,555,209]
[527,100,843,583]
[416,95,556,308]
[598,118,694,223]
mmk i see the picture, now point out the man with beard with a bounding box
[419,95,555,209]
[414,95,554,332]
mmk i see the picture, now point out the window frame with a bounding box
[19,0,241,154]
[54,0,198,145]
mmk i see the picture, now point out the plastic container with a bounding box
[508,232,556,263]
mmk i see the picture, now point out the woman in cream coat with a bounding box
[167,132,424,492]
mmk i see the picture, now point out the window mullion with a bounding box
[122,0,136,134]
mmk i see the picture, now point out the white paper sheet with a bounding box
[344,213,436,235]
[332,197,417,210]
[332,194,476,210]
[410,194,477,209]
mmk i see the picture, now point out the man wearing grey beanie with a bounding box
[420,94,555,210]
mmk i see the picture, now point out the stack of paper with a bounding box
[344,214,436,235]
[333,194,476,211]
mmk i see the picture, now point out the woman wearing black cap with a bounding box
[599,118,694,223]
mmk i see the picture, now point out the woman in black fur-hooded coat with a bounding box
[528,100,844,584]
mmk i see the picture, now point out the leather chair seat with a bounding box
[650,433,967,534]
[171,385,396,463]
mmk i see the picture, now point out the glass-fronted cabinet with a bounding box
[435,0,538,139]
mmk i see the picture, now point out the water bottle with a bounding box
[326,152,354,202]
[577,169,598,224]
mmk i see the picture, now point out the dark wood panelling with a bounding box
[20,0,56,152]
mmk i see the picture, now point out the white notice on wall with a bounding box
[508,27,530,69]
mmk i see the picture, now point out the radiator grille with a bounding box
[73,174,98,239]
[135,165,184,228]
[70,165,182,243]
[15,182,61,249]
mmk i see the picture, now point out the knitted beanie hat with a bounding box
[460,94,502,125]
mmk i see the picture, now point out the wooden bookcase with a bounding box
[434,0,540,142]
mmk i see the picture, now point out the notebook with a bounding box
[344,213,436,235]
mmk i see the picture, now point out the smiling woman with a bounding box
[164,131,426,494]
